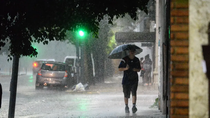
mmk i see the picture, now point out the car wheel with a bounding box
[35,85,43,90]
[35,82,43,90]
[61,85,67,89]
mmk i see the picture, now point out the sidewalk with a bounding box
[0,72,11,77]
[67,82,159,95]
[66,82,166,118]
[0,71,28,77]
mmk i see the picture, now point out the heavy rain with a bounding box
[0,0,168,118]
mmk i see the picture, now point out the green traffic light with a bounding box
[79,30,84,37]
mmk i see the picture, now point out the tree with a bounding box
[80,16,114,84]
[0,0,149,117]
[0,0,149,57]
[84,35,95,84]
[92,16,113,83]
[0,41,9,55]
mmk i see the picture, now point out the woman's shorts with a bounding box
[122,83,138,98]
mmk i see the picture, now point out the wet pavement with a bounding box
[0,74,165,118]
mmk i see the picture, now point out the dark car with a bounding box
[35,62,75,89]
[32,59,55,75]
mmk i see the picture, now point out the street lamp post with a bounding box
[81,43,85,84]
[77,29,86,84]
[76,38,80,83]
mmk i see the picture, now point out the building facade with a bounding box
[169,0,209,117]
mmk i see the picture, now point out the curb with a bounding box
[0,74,11,77]
[65,90,100,94]
[0,73,27,77]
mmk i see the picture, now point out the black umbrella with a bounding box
[108,44,143,59]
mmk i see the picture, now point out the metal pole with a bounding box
[81,43,85,84]
[8,55,19,118]
[76,39,80,83]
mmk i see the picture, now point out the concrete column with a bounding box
[153,0,159,85]
[190,0,209,117]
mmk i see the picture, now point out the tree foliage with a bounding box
[0,0,149,57]
[0,41,9,55]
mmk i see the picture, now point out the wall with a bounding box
[189,0,210,118]
[170,0,189,117]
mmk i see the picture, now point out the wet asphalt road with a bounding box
[0,74,165,118]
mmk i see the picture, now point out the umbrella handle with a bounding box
[124,50,127,58]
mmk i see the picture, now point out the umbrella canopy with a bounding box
[108,44,143,59]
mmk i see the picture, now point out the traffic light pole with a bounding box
[76,39,80,83]
[77,29,86,84]
[81,43,85,84]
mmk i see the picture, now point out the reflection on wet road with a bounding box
[0,75,164,118]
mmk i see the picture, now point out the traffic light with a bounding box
[79,30,84,37]
[77,29,86,40]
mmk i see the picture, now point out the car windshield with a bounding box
[41,63,65,71]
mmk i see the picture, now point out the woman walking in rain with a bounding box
[118,47,141,113]
[108,44,142,114]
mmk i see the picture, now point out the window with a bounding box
[65,59,74,66]
[41,63,65,71]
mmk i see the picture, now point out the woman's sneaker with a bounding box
[125,106,130,113]
[132,106,137,113]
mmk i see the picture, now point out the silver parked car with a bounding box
[35,62,76,89]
